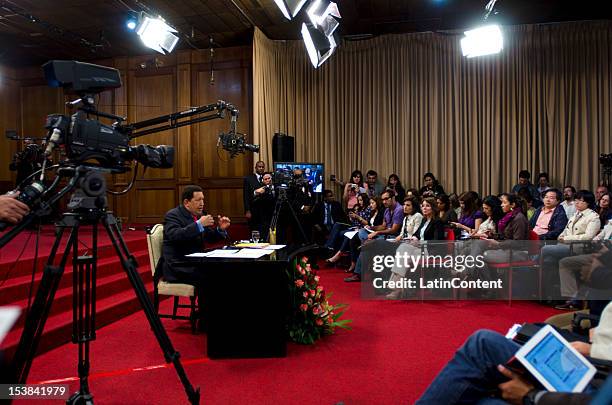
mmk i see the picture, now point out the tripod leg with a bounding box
[101,213,200,405]
[10,219,77,384]
[284,200,310,244]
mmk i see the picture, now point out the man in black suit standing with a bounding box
[243,161,266,232]
[158,185,231,284]
[311,189,346,244]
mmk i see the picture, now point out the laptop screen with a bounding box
[523,332,592,392]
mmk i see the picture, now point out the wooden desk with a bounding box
[178,244,317,359]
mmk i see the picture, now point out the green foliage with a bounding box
[286,256,352,344]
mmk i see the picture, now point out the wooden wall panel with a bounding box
[129,71,176,181]
[0,46,253,223]
[20,85,63,139]
[134,188,176,221]
[0,65,20,191]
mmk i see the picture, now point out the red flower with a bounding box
[312,306,320,315]
[299,304,308,312]
[305,264,312,272]
[309,289,316,297]
[314,275,320,282]
[316,319,324,326]
[302,291,308,298]
[295,280,304,288]
[317,286,324,292]
[301,256,308,264]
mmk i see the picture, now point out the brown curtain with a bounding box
[253,21,612,195]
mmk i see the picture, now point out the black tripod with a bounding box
[268,187,309,244]
[1,168,199,404]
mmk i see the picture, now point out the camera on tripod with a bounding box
[273,168,308,190]
[600,153,612,169]
[3,60,258,224]
[43,60,174,170]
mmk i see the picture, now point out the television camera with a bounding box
[0,60,260,405]
[1,60,258,230]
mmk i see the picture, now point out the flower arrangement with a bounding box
[287,256,351,344]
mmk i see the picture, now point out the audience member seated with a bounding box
[518,187,539,218]
[561,185,577,219]
[448,192,461,218]
[343,169,368,210]
[386,197,443,298]
[157,185,231,328]
[365,169,385,198]
[344,190,403,282]
[450,191,483,239]
[536,171,551,197]
[597,192,612,228]
[325,193,369,253]
[540,190,600,299]
[334,196,385,273]
[416,301,612,404]
[385,173,406,203]
[419,172,445,198]
[311,189,346,245]
[511,169,541,203]
[435,194,458,236]
[556,219,612,310]
[470,195,503,239]
[394,196,424,242]
[483,193,530,263]
[596,184,609,209]
[529,188,568,240]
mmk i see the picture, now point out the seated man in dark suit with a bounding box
[157,185,231,307]
[311,189,347,245]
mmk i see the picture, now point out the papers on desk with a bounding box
[234,243,286,250]
[234,249,275,258]
[186,249,238,258]
[186,248,274,259]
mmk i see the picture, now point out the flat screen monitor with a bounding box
[273,162,324,193]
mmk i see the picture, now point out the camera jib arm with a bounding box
[121,100,238,139]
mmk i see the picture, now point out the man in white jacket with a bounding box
[540,190,600,301]
[556,220,612,309]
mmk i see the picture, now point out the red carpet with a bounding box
[20,263,558,405]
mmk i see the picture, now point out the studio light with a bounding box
[273,0,308,20]
[126,12,138,30]
[306,0,340,28]
[136,15,179,55]
[301,22,338,68]
[460,24,503,58]
[461,0,503,58]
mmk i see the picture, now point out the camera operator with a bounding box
[277,168,314,244]
[9,139,47,188]
[0,192,30,224]
[251,172,276,241]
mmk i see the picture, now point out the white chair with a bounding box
[146,224,197,333]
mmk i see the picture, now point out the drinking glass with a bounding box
[251,230,260,243]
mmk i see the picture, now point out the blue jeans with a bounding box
[354,230,388,275]
[416,330,519,404]
[324,223,349,250]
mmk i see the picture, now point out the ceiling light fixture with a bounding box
[460,0,503,58]
[273,0,308,20]
[135,14,179,54]
[301,0,341,68]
